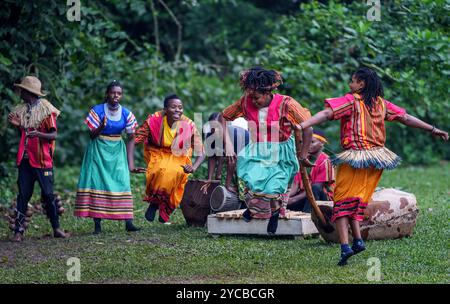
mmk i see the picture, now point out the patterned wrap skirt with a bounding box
[237,136,299,219]
[74,135,134,220]
[330,147,399,222]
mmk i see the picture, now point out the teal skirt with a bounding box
[237,135,299,195]
[237,136,299,218]
[74,135,134,220]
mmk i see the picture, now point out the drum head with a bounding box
[210,186,225,211]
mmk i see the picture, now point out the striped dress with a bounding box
[74,103,138,220]
[325,93,407,222]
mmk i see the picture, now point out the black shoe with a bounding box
[337,249,354,266]
[93,218,102,235]
[125,220,140,232]
[267,210,280,235]
[145,205,158,222]
[352,240,366,255]
[242,209,252,222]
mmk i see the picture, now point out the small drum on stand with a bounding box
[210,185,243,213]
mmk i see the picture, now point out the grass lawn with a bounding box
[0,163,449,284]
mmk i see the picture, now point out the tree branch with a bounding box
[157,0,182,61]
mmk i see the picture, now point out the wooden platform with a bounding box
[207,209,319,237]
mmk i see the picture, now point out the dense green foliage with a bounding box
[0,1,448,187]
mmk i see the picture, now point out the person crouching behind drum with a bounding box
[288,129,335,212]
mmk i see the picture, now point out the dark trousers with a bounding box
[15,159,59,234]
[288,184,328,213]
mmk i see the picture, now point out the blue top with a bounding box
[85,103,138,135]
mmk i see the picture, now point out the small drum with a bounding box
[210,186,243,213]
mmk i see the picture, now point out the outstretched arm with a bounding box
[298,108,333,130]
[396,114,449,141]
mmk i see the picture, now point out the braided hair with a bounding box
[239,66,283,94]
[353,67,384,110]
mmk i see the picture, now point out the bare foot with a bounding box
[10,232,23,242]
[226,185,238,194]
[53,229,69,238]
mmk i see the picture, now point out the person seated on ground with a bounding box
[204,113,249,196]
[288,129,335,212]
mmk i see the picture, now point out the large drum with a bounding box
[180,180,220,227]
[210,186,243,213]
[311,188,419,243]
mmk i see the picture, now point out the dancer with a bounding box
[298,67,449,265]
[8,76,68,241]
[220,67,313,234]
[135,94,205,224]
[74,80,143,234]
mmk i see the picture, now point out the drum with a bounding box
[210,185,243,213]
[180,180,220,227]
[311,188,419,243]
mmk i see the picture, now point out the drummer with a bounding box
[288,129,335,212]
[204,113,249,198]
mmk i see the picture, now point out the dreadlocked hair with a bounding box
[239,66,283,93]
[353,67,384,110]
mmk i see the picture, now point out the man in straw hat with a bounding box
[7,76,68,242]
[288,129,335,213]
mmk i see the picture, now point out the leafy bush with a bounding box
[260,0,449,164]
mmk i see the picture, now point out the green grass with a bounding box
[0,163,449,284]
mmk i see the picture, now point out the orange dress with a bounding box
[135,112,203,222]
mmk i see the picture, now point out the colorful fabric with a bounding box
[135,111,203,222]
[163,116,177,147]
[293,152,335,200]
[74,135,134,220]
[325,93,406,150]
[135,111,203,156]
[237,136,299,218]
[332,146,401,170]
[85,103,138,135]
[222,94,311,142]
[325,93,405,170]
[331,163,383,222]
[142,145,191,222]
[17,111,58,169]
[313,133,327,143]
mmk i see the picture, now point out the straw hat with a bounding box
[14,76,46,97]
